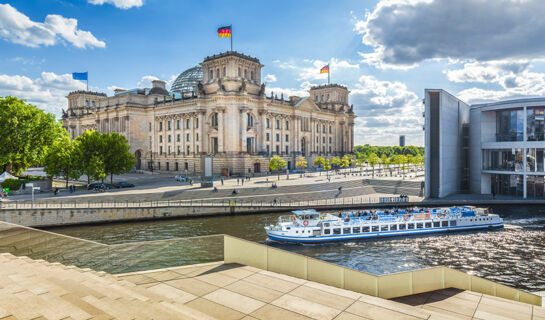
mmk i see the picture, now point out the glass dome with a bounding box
[170,66,203,95]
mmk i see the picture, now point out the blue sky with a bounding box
[2,0,545,146]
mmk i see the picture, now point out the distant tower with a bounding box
[399,135,406,147]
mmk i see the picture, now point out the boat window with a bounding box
[343,228,351,234]
[362,226,370,232]
[408,223,415,229]
[324,223,330,227]
[390,224,397,231]
[381,225,388,231]
[353,227,360,233]
[450,220,457,226]
[425,222,432,228]
[416,223,423,229]
[372,226,379,232]
[399,224,406,230]
[333,228,341,235]
[433,222,440,227]
[296,231,298,233]
[324,229,331,235]
[286,227,291,230]
[442,221,448,227]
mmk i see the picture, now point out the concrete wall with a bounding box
[223,235,542,305]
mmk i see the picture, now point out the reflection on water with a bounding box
[47,205,545,292]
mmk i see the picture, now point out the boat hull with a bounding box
[266,222,504,243]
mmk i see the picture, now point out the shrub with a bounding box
[1,178,22,191]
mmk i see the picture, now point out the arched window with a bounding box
[251,71,255,81]
[321,95,324,101]
[211,113,219,127]
[244,69,248,79]
[209,69,213,79]
[247,113,254,127]
[327,94,330,101]
[222,66,226,77]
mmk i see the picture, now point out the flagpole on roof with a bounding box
[230,25,233,51]
[328,64,330,84]
[87,72,89,91]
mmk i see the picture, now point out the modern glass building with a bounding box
[424,89,545,199]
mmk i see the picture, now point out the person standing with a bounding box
[221,178,224,186]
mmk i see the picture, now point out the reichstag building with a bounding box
[62,51,356,175]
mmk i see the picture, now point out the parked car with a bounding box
[115,182,135,188]
[87,183,113,191]
[174,174,187,182]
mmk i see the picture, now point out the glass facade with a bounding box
[490,174,524,197]
[171,66,203,95]
[526,107,545,141]
[483,149,523,171]
[496,109,524,141]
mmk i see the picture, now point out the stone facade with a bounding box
[62,51,356,176]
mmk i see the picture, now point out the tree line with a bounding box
[0,96,134,186]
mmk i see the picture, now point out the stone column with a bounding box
[217,110,224,153]
[240,108,247,153]
[271,114,276,155]
[259,112,266,153]
[199,111,206,155]
[192,114,196,156]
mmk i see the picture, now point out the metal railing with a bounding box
[0,196,415,210]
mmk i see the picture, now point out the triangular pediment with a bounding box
[295,97,321,112]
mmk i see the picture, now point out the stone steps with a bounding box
[0,253,216,319]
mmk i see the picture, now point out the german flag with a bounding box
[320,65,329,74]
[217,25,232,38]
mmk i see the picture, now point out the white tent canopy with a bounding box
[0,172,18,183]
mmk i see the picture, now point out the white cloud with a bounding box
[0,4,105,48]
[445,59,545,104]
[265,81,315,99]
[350,75,423,145]
[0,72,87,116]
[354,0,545,69]
[88,0,143,9]
[264,74,277,83]
[137,75,159,88]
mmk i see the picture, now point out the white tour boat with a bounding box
[265,207,503,243]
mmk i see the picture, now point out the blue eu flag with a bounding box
[72,72,88,80]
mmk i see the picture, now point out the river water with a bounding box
[48,205,545,292]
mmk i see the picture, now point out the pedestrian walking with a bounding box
[237,178,239,185]
[241,179,244,186]
[221,178,224,186]
[273,198,278,206]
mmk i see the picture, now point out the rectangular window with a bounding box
[380,225,388,231]
[442,221,448,227]
[159,122,163,131]
[362,226,370,232]
[159,146,163,154]
[276,134,279,142]
[149,122,152,132]
[276,119,280,129]
[285,146,289,154]
[372,226,379,232]
[159,135,162,143]
[266,118,270,128]
[433,221,440,227]
[187,146,190,154]
[285,121,289,130]
[195,118,199,128]
[285,134,289,142]
[450,220,457,226]
[324,229,331,235]
[425,222,432,228]
[177,134,180,142]
[399,224,406,230]
[266,133,270,141]
[196,133,199,141]
[186,134,189,142]
[333,228,341,235]
[352,227,360,233]
[343,228,351,234]
[416,223,423,229]
[276,145,279,154]
[266,145,270,153]
[408,223,415,229]
[390,224,398,231]
[168,135,171,143]
[186,119,190,129]
[167,121,171,130]
[177,120,180,130]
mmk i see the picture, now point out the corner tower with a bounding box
[309,84,350,112]
[200,51,264,95]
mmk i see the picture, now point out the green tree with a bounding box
[331,157,341,170]
[0,96,64,174]
[295,156,307,177]
[313,156,325,175]
[341,154,351,169]
[367,153,380,178]
[102,133,135,184]
[44,131,81,187]
[381,154,391,175]
[74,130,105,184]
[269,156,287,180]
[356,153,367,173]
[324,159,331,176]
